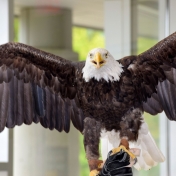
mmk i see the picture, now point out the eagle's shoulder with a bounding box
[118,55,137,68]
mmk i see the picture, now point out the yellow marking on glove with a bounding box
[111,145,136,160]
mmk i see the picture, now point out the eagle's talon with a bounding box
[111,145,136,160]
[89,169,100,176]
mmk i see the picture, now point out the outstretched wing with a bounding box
[119,32,176,120]
[0,42,85,132]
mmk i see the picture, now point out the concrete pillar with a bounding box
[19,7,78,61]
[0,0,14,176]
[104,0,131,60]
[14,7,79,176]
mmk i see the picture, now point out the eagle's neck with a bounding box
[82,60,123,82]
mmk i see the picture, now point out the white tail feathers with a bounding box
[100,120,165,170]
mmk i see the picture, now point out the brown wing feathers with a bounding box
[0,42,77,98]
[0,82,9,130]
[134,32,176,120]
[146,70,176,121]
[157,80,176,120]
[0,42,84,132]
[118,32,176,120]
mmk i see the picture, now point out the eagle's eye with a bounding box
[105,52,108,58]
[89,53,93,58]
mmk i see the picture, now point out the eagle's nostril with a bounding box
[92,61,97,65]
[100,61,104,64]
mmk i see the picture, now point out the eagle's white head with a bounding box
[82,48,123,82]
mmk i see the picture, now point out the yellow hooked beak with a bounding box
[92,52,105,68]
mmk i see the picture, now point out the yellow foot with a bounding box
[111,145,136,160]
[89,169,99,176]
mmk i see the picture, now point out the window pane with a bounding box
[0,128,9,162]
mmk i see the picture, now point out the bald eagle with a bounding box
[0,32,176,172]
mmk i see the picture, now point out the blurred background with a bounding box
[0,0,176,176]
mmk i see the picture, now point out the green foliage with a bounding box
[14,17,19,42]
[137,37,158,54]
[72,27,105,61]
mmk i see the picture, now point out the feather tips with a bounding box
[143,68,176,120]
[0,82,9,132]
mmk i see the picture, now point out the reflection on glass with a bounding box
[0,128,9,162]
